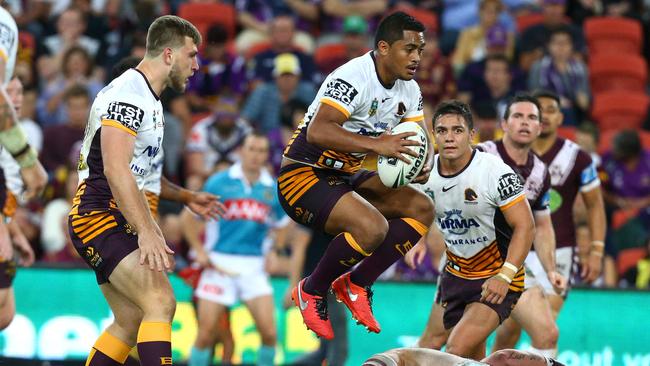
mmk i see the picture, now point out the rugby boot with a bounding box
[292,278,334,340]
[331,272,381,333]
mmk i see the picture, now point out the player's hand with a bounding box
[0,222,12,261]
[581,252,603,283]
[547,270,567,294]
[374,130,422,164]
[480,275,510,304]
[404,241,427,269]
[138,229,175,272]
[411,151,432,184]
[186,191,227,221]
[20,161,47,201]
[194,248,212,269]
[12,230,35,267]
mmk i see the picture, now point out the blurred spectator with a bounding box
[621,236,650,289]
[36,45,103,126]
[249,15,319,84]
[459,54,517,116]
[40,84,88,174]
[451,0,514,73]
[160,88,190,181]
[416,32,456,108]
[6,76,42,153]
[187,25,248,112]
[517,0,585,71]
[316,15,371,75]
[185,98,252,190]
[472,102,503,144]
[528,27,590,126]
[39,6,100,59]
[601,130,650,211]
[235,2,315,54]
[317,0,387,45]
[575,121,601,167]
[242,53,316,134]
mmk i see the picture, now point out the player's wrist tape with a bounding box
[503,261,518,273]
[590,250,604,257]
[14,146,38,168]
[495,272,512,284]
[0,124,30,157]
[500,261,518,278]
[591,240,605,248]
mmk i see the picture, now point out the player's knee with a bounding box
[446,339,474,358]
[534,323,559,348]
[411,195,435,225]
[142,292,176,320]
[353,215,389,252]
[260,329,276,346]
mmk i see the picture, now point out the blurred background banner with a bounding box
[1,267,649,366]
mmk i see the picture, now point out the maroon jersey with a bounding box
[537,138,600,248]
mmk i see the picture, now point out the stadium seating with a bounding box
[589,54,648,94]
[591,92,650,132]
[515,12,545,33]
[557,126,577,141]
[178,2,237,41]
[617,247,648,276]
[314,43,347,71]
[584,16,643,56]
[391,6,439,35]
[597,129,650,155]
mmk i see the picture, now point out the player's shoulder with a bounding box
[327,52,373,85]
[560,137,593,166]
[475,140,498,155]
[475,149,509,169]
[0,7,16,28]
[101,69,152,102]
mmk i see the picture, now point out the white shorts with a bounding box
[195,253,273,306]
[524,247,576,297]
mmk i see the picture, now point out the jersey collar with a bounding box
[228,162,274,187]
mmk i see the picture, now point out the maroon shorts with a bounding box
[277,164,376,230]
[0,258,16,289]
[68,210,138,284]
[438,270,521,329]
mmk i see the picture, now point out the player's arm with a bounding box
[483,349,565,366]
[101,125,172,271]
[482,197,535,305]
[307,102,421,163]
[533,210,566,292]
[160,176,225,221]
[580,185,606,282]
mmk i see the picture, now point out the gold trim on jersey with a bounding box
[278,166,318,206]
[0,49,7,63]
[102,119,136,137]
[401,115,425,122]
[145,190,160,221]
[402,218,429,236]
[320,98,351,118]
[317,150,364,173]
[69,181,87,216]
[446,241,503,279]
[499,194,525,211]
[3,191,16,218]
[283,127,302,155]
[70,210,117,244]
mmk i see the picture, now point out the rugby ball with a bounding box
[377,121,428,188]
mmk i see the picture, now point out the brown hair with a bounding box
[145,15,202,57]
[63,83,90,103]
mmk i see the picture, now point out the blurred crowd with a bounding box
[5,0,650,290]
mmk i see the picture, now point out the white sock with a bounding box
[530,347,557,358]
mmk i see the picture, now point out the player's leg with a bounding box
[108,251,177,366]
[216,310,234,364]
[492,317,523,352]
[508,287,558,356]
[418,301,449,349]
[84,283,142,366]
[191,268,235,366]
[548,295,565,319]
[446,302,500,360]
[245,295,277,366]
[0,287,15,330]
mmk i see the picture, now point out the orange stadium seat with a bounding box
[597,129,650,155]
[591,92,650,132]
[589,54,648,94]
[617,247,647,276]
[391,6,439,34]
[178,2,237,41]
[314,43,347,69]
[584,17,643,56]
[557,126,577,141]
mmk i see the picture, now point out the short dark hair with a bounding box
[613,129,642,161]
[432,100,474,130]
[374,12,425,49]
[548,26,573,45]
[577,121,599,143]
[146,15,202,57]
[110,56,141,81]
[532,89,561,106]
[206,24,229,45]
[474,102,498,120]
[64,83,90,103]
[504,93,542,120]
[485,53,511,70]
[62,46,93,78]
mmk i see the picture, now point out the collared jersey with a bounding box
[477,140,551,214]
[284,51,424,173]
[72,69,164,214]
[0,7,17,85]
[203,163,289,256]
[415,150,526,281]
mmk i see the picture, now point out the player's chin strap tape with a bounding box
[0,125,38,168]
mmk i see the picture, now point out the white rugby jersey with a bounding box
[0,148,21,195]
[284,51,424,173]
[74,68,164,213]
[415,150,527,281]
[0,7,17,85]
[144,149,164,196]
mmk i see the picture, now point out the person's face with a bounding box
[502,102,541,146]
[575,131,596,153]
[538,96,563,137]
[479,2,500,28]
[475,116,498,140]
[57,10,84,39]
[548,33,573,60]
[276,73,299,94]
[66,52,89,78]
[240,135,270,172]
[271,17,295,48]
[205,43,226,61]
[433,114,474,162]
[484,60,510,91]
[6,78,23,116]
[543,3,566,25]
[343,33,367,54]
[167,37,199,92]
[67,95,89,127]
[381,30,425,81]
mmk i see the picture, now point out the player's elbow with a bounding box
[306,122,324,145]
